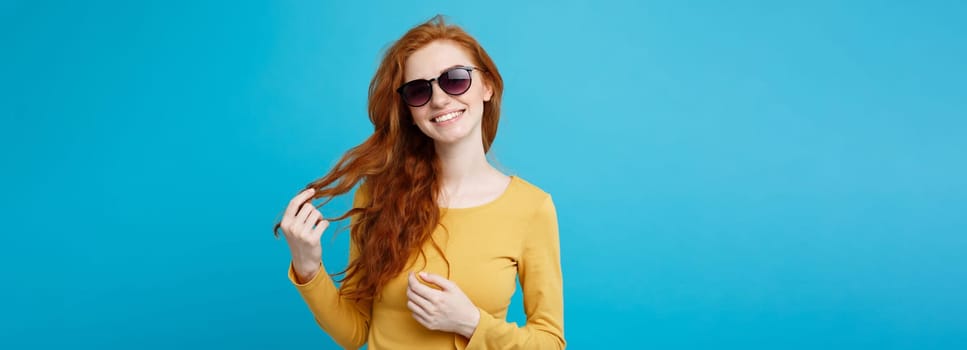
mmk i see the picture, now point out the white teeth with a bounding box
[433,110,462,123]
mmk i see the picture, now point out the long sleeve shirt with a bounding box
[287,175,565,349]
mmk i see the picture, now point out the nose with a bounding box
[428,80,454,108]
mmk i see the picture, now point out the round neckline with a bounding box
[440,175,517,213]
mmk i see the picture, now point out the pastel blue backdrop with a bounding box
[2,0,965,349]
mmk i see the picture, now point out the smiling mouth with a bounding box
[432,110,464,123]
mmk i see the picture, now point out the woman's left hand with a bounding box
[406,272,481,338]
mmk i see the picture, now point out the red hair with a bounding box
[273,15,504,303]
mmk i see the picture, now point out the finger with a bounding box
[311,219,330,237]
[406,299,428,315]
[304,208,322,227]
[406,285,434,311]
[294,203,315,229]
[408,272,441,299]
[408,305,433,329]
[285,188,316,218]
[419,272,456,291]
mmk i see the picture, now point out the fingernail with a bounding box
[419,272,427,278]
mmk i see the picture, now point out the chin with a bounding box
[432,135,467,145]
[432,130,474,144]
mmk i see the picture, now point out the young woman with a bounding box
[275,15,565,349]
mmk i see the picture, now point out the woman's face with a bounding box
[403,40,493,146]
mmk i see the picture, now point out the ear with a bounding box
[483,80,494,102]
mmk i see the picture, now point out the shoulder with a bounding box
[507,176,555,216]
[511,175,551,201]
[509,177,560,247]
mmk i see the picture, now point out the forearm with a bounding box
[288,261,370,348]
[467,309,565,349]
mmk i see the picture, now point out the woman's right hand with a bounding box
[280,188,330,283]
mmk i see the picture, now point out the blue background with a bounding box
[2,0,965,349]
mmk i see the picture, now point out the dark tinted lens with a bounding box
[401,81,432,106]
[439,68,472,95]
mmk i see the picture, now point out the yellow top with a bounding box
[287,175,565,349]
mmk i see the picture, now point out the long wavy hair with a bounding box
[273,15,504,303]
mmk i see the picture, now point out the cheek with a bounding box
[409,107,428,122]
[471,92,488,109]
[460,87,487,107]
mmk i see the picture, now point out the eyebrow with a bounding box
[438,64,465,74]
[414,64,470,80]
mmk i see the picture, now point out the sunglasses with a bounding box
[396,66,478,107]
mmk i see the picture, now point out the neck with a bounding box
[433,129,493,192]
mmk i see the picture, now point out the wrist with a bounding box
[459,307,481,339]
[293,261,321,283]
